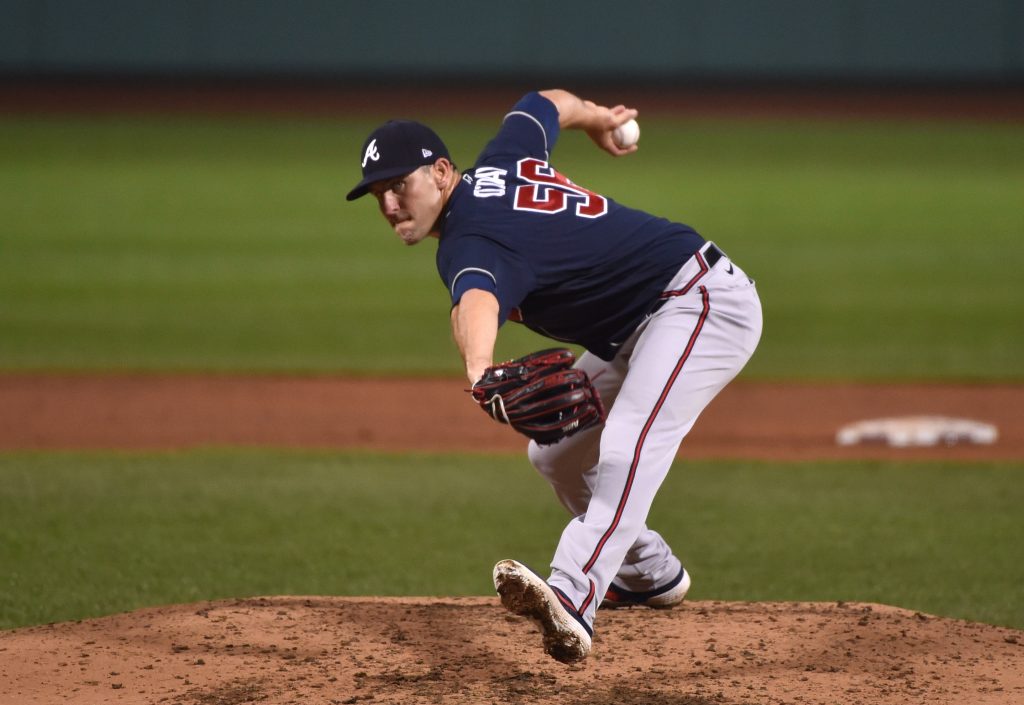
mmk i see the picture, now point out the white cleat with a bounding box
[601,567,691,609]
[492,559,593,664]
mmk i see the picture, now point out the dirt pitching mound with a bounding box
[2,597,1021,705]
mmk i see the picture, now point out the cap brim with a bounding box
[345,165,418,201]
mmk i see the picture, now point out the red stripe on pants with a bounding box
[580,286,711,601]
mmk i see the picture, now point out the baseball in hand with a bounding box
[612,119,640,148]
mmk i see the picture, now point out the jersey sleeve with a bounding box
[475,92,561,165]
[438,234,536,325]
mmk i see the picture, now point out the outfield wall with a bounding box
[2,0,1023,82]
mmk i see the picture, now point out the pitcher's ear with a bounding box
[433,158,452,187]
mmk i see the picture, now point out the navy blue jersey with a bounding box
[436,92,705,360]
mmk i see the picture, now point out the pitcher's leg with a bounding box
[548,282,762,626]
[610,274,762,595]
[611,528,682,591]
[533,436,686,595]
[530,352,689,589]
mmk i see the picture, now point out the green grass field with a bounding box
[1,115,1022,378]
[1,112,1021,634]
[1,451,1020,631]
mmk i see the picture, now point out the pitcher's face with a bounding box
[370,165,445,246]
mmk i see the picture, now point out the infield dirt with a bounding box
[2,375,1021,460]
[2,596,1022,705]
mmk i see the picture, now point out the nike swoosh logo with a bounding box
[727,264,735,274]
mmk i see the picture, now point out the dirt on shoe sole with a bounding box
[494,561,590,664]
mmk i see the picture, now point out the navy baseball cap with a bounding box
[346,120,450,201]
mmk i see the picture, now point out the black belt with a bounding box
[703,243,724,268]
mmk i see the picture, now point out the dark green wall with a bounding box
[2,0,1022,81]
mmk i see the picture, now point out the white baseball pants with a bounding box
[528,242,763,628]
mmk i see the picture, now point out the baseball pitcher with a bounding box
[347,89,762,663]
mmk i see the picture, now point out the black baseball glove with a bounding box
[470,348,606,445]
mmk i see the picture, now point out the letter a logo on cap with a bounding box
[361,138,380,168]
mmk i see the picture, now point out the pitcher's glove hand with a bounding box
[470,348,606,445]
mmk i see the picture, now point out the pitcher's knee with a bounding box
[528,437,590,484]
[528,439,559,480]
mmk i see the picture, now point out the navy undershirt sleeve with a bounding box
[442,235,535,325]
[450,270,497,304]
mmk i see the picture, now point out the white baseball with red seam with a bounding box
[612,119,640,148]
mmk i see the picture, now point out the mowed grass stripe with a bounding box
[1,450,1020,631]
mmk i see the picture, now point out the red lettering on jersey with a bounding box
[515,184,567,213]
[513,158,608,219]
